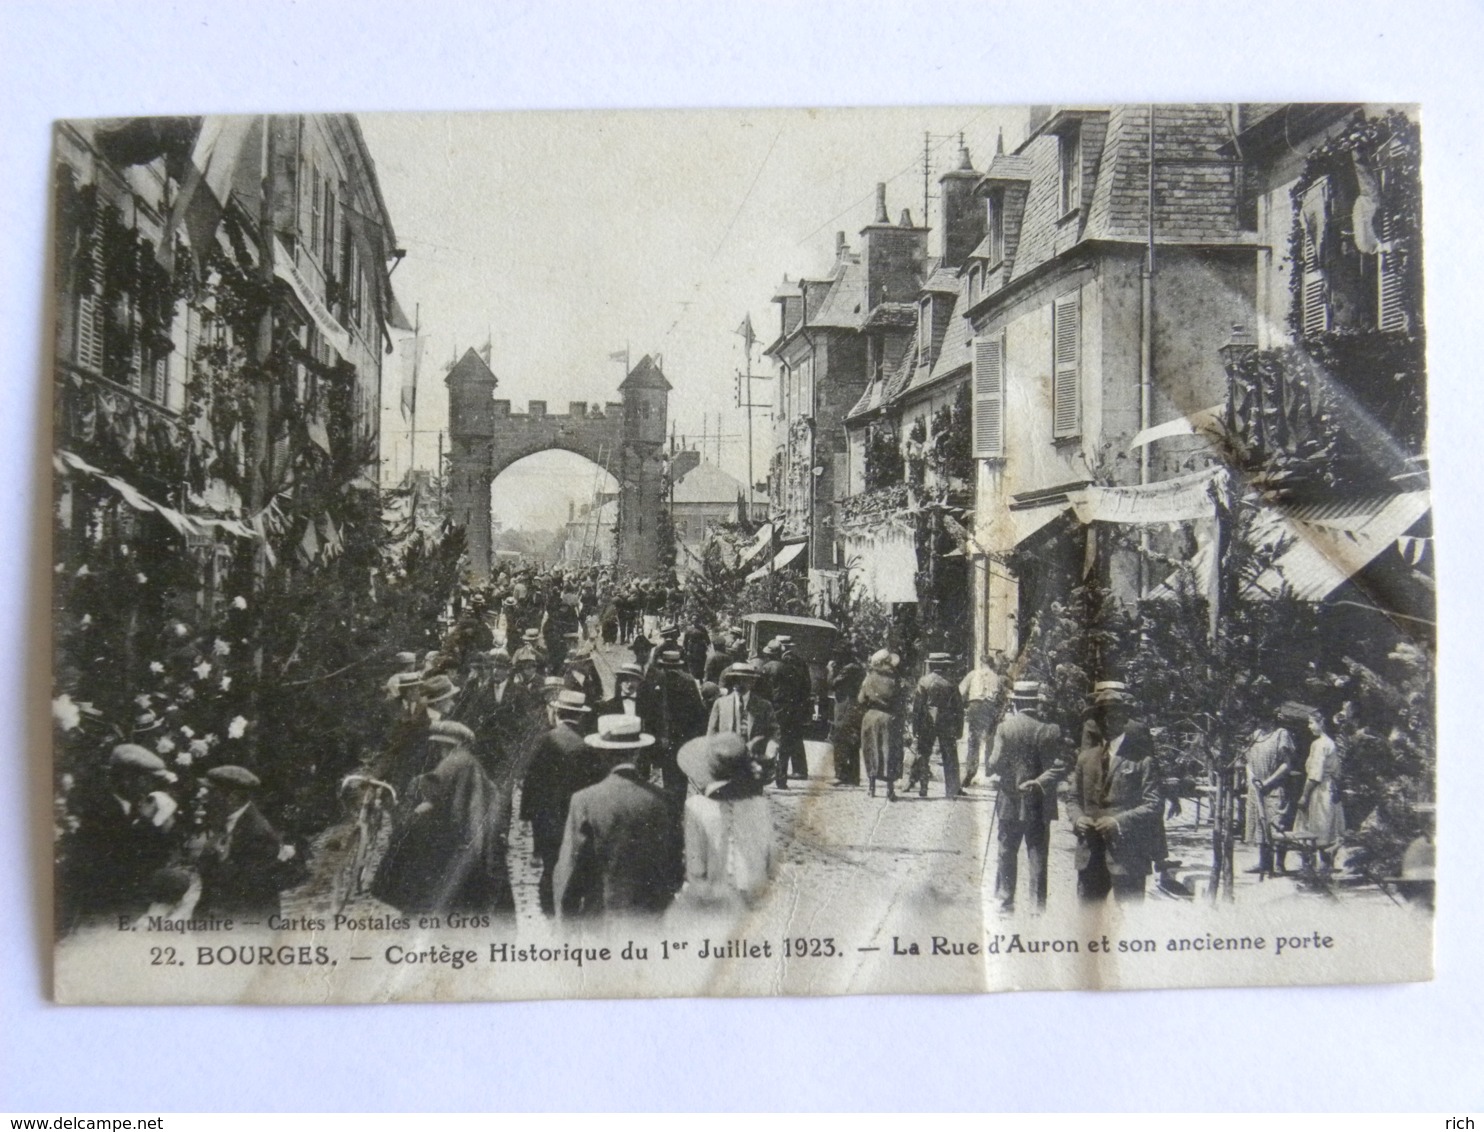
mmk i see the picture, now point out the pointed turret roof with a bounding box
[619,353,672,392]
[444,347,498,388]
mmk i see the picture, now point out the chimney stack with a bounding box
[899,208,914,228]
[874,182,889,223]
[938,142,983,270]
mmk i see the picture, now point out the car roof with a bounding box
[739,613,837,631]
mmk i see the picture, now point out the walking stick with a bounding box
[978,785,999,885]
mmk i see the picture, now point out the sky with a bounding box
[361,105,1029,528]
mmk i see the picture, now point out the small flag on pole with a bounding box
[735,314,756,351]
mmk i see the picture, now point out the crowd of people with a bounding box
[63,557,1428,932]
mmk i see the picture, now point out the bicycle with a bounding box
[332,772,398,914]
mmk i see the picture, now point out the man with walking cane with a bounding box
[984,680,1070,913]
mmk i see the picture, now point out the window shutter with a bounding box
[972,335,1005,459]
[1301,228,1329,337]
[1052,291,1081,438]
[150,355,168,404]
[74,226,106,372]
[1376,209,1407,333]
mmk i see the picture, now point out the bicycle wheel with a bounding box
[333,822,365,914]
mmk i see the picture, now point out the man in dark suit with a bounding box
[195,765,293,919]
[554,715,683,919]
[636,644,708,799]
[706,662,780,770]
[985,681,1070,911]
[596,662,644,719]
[520,691,603,915]
[911,652,967,797]
[1063,686,1162,902]
[766,637,812,788]
[63,743,182,927]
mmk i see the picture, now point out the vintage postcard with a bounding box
[49,105,1433,1005]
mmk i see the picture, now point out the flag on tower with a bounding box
[735,314,756,351]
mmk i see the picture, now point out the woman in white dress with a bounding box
[674,733,775,911]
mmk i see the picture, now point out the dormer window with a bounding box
[1058,124,1082,217]
[988,189,1006,264]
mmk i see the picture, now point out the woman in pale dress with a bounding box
[673,733,775,911]
[859,649,903,801]
[1299,709,1346,874]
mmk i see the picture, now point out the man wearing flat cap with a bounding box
[1064,683,1163,902]
[554,715,683,919]
[521,690,604,916]
[985,681,1070,912]
[372,720,515,917]
[637,643,708,799]
[196,765,293,919]
[62,743,182,925]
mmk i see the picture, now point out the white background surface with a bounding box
[3,0,1481,1112]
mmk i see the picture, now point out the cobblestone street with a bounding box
[286,641,1392,934]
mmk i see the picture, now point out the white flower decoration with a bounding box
[231,596,248,610]
[219,676,232,692]
[189,738,209,757]
[134,694,153,709]
[212,639,231,657]
[155,737,175,755]
[136,573,148,584]
[149,661,165,674]
[51,694,81,732]
[193,661,212,680]
[179,725,194,738]
[76,565,90,577]
[175,750,193,767]
[227,715,248,739]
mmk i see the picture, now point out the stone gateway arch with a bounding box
[444,348,671,578]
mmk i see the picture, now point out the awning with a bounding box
[745,539,805,582]
[1066,467,1223,525]
[841,528,919,602]
[1249,492,1431,602]
[738,521,774,566]
[273,237,352,359]
[1004,502,1074,548]
[1129,404,1225,450]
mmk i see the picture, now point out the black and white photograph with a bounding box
[43,101,1438,1005]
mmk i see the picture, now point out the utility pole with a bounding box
[249,114,277,526]
[922,130,932,230]
[409,302,420,482]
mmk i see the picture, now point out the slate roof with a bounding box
[979,104,1248,294]
[807,254,866,330]
[672,459,747,505]
[619,353,672,391]
[444,347,498,388]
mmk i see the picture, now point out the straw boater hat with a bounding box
[502,595,518,609]
[1011,680,1044,703]
[677,732,759,797]
[541,675,567,698]
[763,638,783,658]
[421,674,460,705]
[926,651,953,667]
[615,662,644,682]
[655,643,685,666]
[554,689,591,716]
[427,719,475,746]
[395,651,420,667]
[522,628,541,643]
[868,648,900,672]
[488,648,512,668]
[584,714,656,751]
[723,661,760,686]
